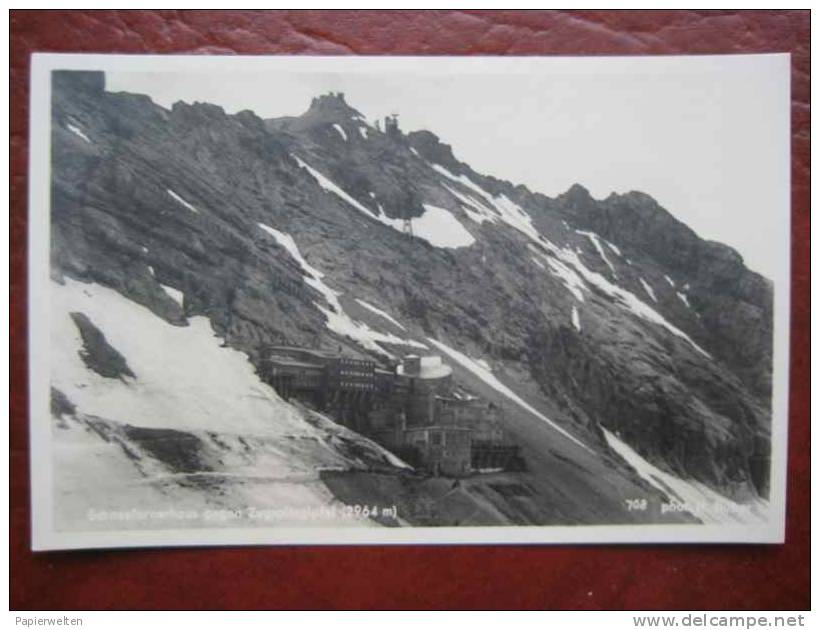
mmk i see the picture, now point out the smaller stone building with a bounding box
[404,425,472,477]
[399,355,453,427]
[260,346,522,477]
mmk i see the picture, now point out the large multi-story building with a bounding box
[260,346,521,477]
[260,345,378,432]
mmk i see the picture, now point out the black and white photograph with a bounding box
[28,53,790,549]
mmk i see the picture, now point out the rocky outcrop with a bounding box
[547,185,773,402]
[69,312,135,380]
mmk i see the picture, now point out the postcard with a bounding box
[28,53,790,549]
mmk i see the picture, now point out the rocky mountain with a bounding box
[47,70,773,528]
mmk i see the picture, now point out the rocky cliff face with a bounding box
[48,70,773,524]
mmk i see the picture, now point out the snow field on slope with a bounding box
[160,284,184,306]
[532,241,710,358]
[293,156,474,249]
[427,338,591,452]
[52,277,314,440]
[432,163,541,241]
[257,223,426,357]
[530,245,586,303]
[53,413,211,530]
[602,428,768,525]
[558,246,711,358]
[429,161,710,359]
[442,183,497,224]
[53,413,378,530]
[51,279,406,527]
[576,230,618,277]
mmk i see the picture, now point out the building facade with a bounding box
[404,425,472,477]
[260,346,521,478]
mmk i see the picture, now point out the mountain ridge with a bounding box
[47,70,773,526]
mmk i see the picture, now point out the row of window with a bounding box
[337,358,374,368]
[339,369,372,378]
[338,381,376,390]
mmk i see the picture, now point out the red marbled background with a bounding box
[9,10,810,610]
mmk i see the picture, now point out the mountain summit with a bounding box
[306,91,363,118]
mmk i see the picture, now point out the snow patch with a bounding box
[415,204,475,249]
[293,156,376,218]
[576,230,618,277]
[160,284,184,307]
[50,279,406,526]
[147,265,155,277]
[427,338,590,452]
[430,161,707,360]
[530,246,586,302]
[639,277,658,302]
[257,222,426,357]
[602,428,768,525]
[546,258,587,303]
[380,448,411,470]
[442,184,496,224]
[332,124,348,141]
[432,163,541,242]
[66,123,92,143]
[52,278,313,440]
[564,252,709,357]
[474,357,493,372]
[664,275,676,288]
[490,193,542,243]
[293,158,474,250]
[533,240,710,358]
[677,292,692,308]
[167,189,199,214]
[258,222,339,306]
[571,306,582,332]
[355,299,406,331]
[358,126,368,139]
[431,164,493,205]
[606,241,622,256]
